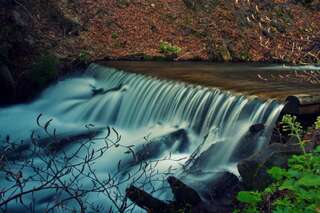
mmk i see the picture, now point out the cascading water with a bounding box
[0,64,283,212]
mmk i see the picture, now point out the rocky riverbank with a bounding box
[125,122,320,212]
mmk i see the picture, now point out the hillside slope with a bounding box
[33,0,320,63]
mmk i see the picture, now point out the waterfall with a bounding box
[0,63,284,212]
[54,64,283,165]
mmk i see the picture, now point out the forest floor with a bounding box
[35,0,320,64]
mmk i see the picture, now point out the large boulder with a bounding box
[207,172,239,202]
[126,176,230,213]
[230,132,265,162]
[191,171,240,208]
[238,143,303,190]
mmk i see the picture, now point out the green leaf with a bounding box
[279,179,296,191]
[287,169,301,178]
[268,167,287,180]
[237,191,262,204]
[297,174,320,187]
[314,146,320,153]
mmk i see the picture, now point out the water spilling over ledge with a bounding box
[102,61,320,115]
[0,64,284,212]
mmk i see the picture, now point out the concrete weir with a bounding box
[101,61,320,116]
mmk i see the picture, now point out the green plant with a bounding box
[235,115,320,213]
[239,51,250,61]
[315,117,320,130]
[30,52,59,88]
[78,51,90,64]
[111,32,118,39]
[116,0,131,7]
[281,114,305,153]
[159,41,181,55]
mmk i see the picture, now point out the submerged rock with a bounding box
[127,176,230,213]
[130,129,189,163]
[230,132,265,162]
[190,171,240,208]
[0,128,103,161]
[187,142,225,172]
[168,176,202,206]
[249,123,265,133]
[207,172,240,202]
[90,83,127,96]
[238,143,303,190]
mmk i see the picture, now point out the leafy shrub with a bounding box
[235,115,320,213]
[159,41,182,55]
[78,51,90,64]
[30,53,59,88]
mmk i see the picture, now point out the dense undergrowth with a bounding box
[235,115,320,213]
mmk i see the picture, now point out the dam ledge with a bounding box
[98,61,320,115]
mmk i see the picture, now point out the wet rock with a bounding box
[0,63,16,105]
[143,128,189,154]
[230,128,266,162]
[208,172,240,201]
[168,176,202,206]
[286,135,299,145]
[127,176,225,213]
[269,127,285,144]
[126,185,169,212]
[90,83,127,96]
[188,142,225,172]
[238,143,303,190]
[123,129,190,168]
[0,128,103,160]
[249,123,265,133]
[193,171,240,207]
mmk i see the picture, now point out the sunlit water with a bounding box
[0,64,283,212]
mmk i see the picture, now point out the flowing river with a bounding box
[0,64,284,212]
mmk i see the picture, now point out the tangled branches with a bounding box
[0,114,186,212]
